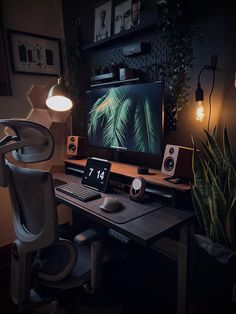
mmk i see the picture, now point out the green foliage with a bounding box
[158,0,199,114]
[192,127,236,250]
[88,87,160,154]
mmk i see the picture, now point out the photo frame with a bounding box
[114,0,131,35]
[94,0,112,42]
[7,30,62,76]
[114,0,141,35]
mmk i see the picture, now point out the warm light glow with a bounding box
[46,96,73,112]
[196,101,205,122]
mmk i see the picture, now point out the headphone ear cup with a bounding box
[130,176,146,201]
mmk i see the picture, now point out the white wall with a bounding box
[0,0,70,246]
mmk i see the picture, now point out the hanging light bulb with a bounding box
[195,82,204,122]
[196,101,205,122]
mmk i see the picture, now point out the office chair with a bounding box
[0,119,108,312]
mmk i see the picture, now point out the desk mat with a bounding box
[54,178,162,224]
[84,191,162,224]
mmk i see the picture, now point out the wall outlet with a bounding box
[232,284,236,303]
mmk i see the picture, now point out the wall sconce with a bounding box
[195,55,217,131]
[46,76,73,112]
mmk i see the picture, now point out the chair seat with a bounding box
[38,243,91,289]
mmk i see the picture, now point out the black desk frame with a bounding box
[54,171,194,314]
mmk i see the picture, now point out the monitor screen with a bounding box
[85,81,164,156]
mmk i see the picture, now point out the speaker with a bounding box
[161,144,193,179]
[130,176,146,201]
[66,136,85,158]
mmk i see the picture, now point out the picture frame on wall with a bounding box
[94,0,112,42]
[114,0,141,35]
[130,0,141,28]
[114,0,131,35]
[7,30,62,76]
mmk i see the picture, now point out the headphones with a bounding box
[129,176,146,201]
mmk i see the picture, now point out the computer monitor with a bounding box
[85,81,164,157]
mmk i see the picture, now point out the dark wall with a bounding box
[63,0,236,169]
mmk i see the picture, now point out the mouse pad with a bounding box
[85,191,162,224]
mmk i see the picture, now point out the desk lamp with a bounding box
[46,76,73,112]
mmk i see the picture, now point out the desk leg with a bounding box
[177,225,189,314]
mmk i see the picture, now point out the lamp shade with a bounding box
[46,77,73,112]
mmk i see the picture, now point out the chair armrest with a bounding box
[74,228,101,244]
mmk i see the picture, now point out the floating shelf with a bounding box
[82,20,157,51]
[90,77,141,88]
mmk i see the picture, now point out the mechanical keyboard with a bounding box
[56,183,101,202]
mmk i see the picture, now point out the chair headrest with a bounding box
[0,119,55,186]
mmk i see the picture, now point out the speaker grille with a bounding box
[68,143,76,153]
[164,157,175,172]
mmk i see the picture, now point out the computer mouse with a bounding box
[100,197,123,212]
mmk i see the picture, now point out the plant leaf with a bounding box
[229,167,236,199]
[211,125,217,139]
[207,163,226,225]
[192,186,211,237]
[204,129,224,171]
[223,126,234,169]
[209,216,228,246]
[192,146,208,196]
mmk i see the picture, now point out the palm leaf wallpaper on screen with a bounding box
[87,83,162,155]
[134,98,161,153]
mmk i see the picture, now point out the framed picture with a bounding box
[114,0,131,35]
[7,30,62,76]
[94,0,112,42]
[130,0,141,28]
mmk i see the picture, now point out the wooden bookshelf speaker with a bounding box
[161,144,193,179]
[66,136,85,158]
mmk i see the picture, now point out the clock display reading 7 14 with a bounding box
[82,158,111,192]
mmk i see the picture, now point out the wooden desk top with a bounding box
[54,171,194,246]
[65,158,191,192]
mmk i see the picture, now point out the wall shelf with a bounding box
[82,20,157,51]
[90,77,141,88]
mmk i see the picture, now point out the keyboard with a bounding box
[56,183,101,202]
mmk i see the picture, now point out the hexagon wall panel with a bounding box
[27,85,49,109]
[5,84,74,171]
[27,108,52,129]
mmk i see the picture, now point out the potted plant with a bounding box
[191,126,236,312]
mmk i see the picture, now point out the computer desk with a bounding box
[53,161,194,314]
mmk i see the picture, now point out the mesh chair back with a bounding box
[7,161,58,245]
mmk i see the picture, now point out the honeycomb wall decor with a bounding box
[4,85,72,171]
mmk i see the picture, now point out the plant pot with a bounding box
[191,234,236,313]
